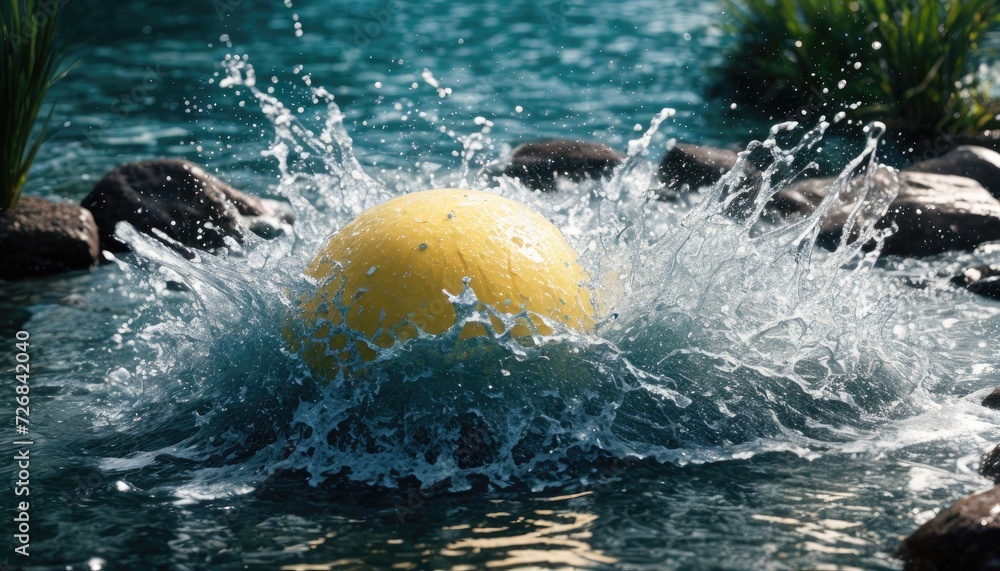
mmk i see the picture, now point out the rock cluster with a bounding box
[493,138,1000,570]
[497,139,1000,262]
[9,136,1000,569]
[18,141,999,285]
[3,159,293,280]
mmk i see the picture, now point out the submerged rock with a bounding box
[983,387,1000,410]
[952,265,1000,301]
[0,197,100,280]
[241,198,295,240]
[772,170,1000,256]
[82,159,293,252]
[982,446,1000,484]
[501,139,624,191]
[658,143,740,191]
[906,145,1000,200]
[896,486,1000,571]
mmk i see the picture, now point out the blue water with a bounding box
[5,1,1000,569]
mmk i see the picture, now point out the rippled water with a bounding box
[5,1,1000,570]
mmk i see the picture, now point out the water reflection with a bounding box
[750,488,873,571]
[275,490,615,570]
[440,491,617,569]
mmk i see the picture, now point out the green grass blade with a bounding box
[1,0,72,211]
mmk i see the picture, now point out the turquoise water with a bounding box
[5,1,1000,570]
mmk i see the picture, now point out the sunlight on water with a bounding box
[269,491,615,571]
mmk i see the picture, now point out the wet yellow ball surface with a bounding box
[294,189,595,374]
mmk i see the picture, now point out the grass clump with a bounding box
[1,0,71,212]
[718,0,1000,140]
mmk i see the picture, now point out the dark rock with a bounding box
[241,198,295,240]
[983,446,1000,484]
[775,170,1000,256]
[501,139,624,191]
[769,166,899,224]
[951,265,1000,301]
[82,159,293,252]
[658,143,740,191]
[906,145,1000,200]
[984,387,1000,410]
[0,197,100,280]
[896,485,1000,571]
[869,173,1000,256]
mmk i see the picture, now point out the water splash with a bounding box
[222,54,395,242]
[89,58,951,495]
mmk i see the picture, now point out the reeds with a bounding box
[719,0,1000,139]
[1,0,71,212]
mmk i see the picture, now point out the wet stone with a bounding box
[896,485,1000,571]
[82,158,294,252]
[905,145,1000,200]
[982,445,1000,484]
[500,139,624,191]
[952,265,1000,301]
[983,387,1000,410]
[0,197,100,280]
[658,143,740,191]
[772,169,1000,256]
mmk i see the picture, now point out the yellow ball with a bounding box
[293,189,595,377]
